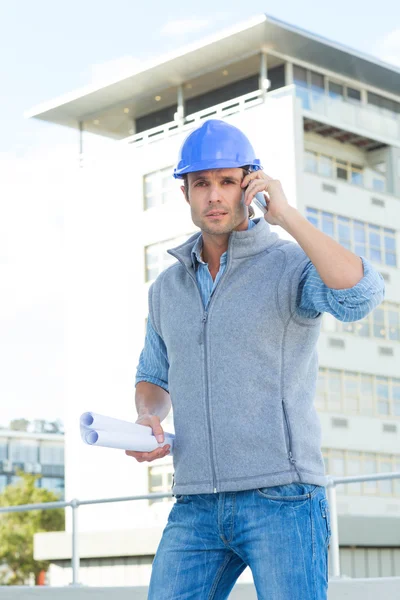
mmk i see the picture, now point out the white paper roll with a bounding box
[80,411,175,454]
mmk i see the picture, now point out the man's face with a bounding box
[181,168,248,235]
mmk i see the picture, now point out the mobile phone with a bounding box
[242,188,268,214]
[252,192,268,214]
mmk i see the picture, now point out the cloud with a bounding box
[161,18,210,36]
[375,28,400,67]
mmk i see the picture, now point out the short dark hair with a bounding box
[182,169,255,219]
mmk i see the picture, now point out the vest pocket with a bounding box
[282,399,302,479]
[282,399,293,457]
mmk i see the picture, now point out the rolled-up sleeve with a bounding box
[135,315,169,392]
[296,256,385,322]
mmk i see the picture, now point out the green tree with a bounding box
[0,471,65,585]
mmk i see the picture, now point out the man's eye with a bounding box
[195,181,206,187]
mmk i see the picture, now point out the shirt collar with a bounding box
[191,219,256,270]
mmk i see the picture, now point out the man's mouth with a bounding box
[205,211,228,218]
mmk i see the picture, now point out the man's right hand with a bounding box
[125,414,170,463]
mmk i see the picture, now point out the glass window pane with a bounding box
[336,160,348,181]
[9,442,38,463]
[377,378,390,414]
[384,236,396,251]
[294,65,308,86]
[332,452,345,475]
[360,375,374,415]
[150,473,162,488]
[329,82,344,99]
[347,87,361,101]
[373,309,386,339]
[305,151,318,173]
[40,477,65,498]
[355,318,370,337]
[385,252,397,267]
[364,455,377,494]
[351,166,364,186]
[319,155,333,177]
[322,212,334,236]
[310,72,324,91]
[388,310,400,341]
[369,232,381,248]
[338,217,351,247]
[354,223,366,242]
[344,376,359,414]
[327,371,342,411]
[370,248,382,263]
[379,461,393,495]
[363,453,378,494]
[347,452,362,494]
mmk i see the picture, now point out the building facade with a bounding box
[29,14,400,585]
[0,429,64,499]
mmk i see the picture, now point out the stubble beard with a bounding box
[196,208,247,236]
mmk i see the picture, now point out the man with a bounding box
[127,119,385,599]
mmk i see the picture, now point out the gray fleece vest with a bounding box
[148,218,327,495]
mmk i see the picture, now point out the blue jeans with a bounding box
[148,483,331,600]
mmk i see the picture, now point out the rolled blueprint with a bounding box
[80,411,175,454]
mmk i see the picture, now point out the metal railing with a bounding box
[123,88,264,148]
[1,472,400,587]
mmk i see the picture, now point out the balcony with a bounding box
[118,83,400,157]
[295,86,400,146]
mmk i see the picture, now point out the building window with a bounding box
[39,443,64,466]
[143,166,181,210]
[9,441,38,463]
[148,462,174,504]
[294,66,361,111]
[145,234,194,282]
[322,448,400,497]
[367,92,400,120]
[135,104,178,135]
[304,150,317,173]
[40,477,65,499]
[304,150,385,192]
[317,369,400,418]
[305,207,397,267]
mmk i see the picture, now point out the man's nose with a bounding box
[208,185,222,202]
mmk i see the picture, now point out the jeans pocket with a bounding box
[256,482,318,501]
[319,498,332,546]
[174,494,190,504]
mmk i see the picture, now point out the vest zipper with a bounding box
[203,310,218,493]
[282,399,302,481]
[173,239,235,494]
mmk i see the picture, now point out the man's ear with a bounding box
[180,185,189,204]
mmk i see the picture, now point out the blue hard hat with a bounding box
[173,119,262,179]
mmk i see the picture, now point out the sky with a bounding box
[0,0,399,426]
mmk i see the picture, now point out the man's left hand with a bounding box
[241,171,292,226]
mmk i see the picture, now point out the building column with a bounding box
[175,84,184,125]
[259,52,269,100]
[285,62,294,86]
